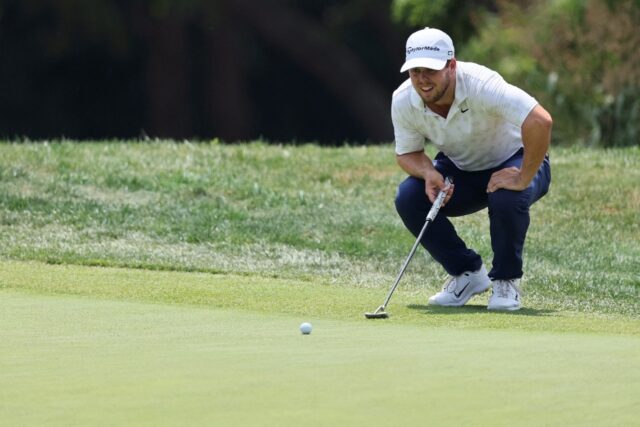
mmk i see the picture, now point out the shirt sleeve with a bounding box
[476,73,538,127]
[391,100,425,155]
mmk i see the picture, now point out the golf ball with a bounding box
[300,322,312,335]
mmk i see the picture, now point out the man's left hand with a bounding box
[487,167,528,192]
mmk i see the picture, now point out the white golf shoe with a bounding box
[488,279,522,311]
[428,265,491,307]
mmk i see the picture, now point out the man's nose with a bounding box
[417,72,430,83]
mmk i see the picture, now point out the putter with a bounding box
[365,177,452,319]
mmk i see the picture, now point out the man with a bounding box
[392,27,552,311]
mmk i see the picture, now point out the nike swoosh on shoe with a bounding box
[453,282,470,298]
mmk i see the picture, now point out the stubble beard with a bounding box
[419,72,451,106]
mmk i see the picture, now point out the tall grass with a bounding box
[0,140,638,315]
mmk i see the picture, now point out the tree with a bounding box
[461,0,640,146]
[0,0,413,143]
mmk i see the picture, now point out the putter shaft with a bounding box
[365,177,451,318]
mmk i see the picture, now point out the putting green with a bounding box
[1,290,638,426]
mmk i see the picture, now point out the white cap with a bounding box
[400,27,455,72]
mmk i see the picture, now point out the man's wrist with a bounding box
[423,167,439,181]
[516,169,534,189]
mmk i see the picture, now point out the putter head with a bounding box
[364,306,389,319]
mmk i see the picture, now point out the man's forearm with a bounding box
[520,105,552,185]
[396,151,437,180]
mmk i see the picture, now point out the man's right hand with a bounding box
[425,170,454,206]
[396,151,454,206]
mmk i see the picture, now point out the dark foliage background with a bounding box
[0,0,638,145]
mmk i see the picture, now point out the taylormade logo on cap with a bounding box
[400,27,455,72]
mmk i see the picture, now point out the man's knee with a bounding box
[488,189,529,216]
[395,177,428,217]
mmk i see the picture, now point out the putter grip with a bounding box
[426,176,452,222]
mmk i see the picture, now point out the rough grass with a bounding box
[0,140,638,316]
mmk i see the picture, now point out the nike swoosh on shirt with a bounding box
[454,282,470,298]
[461,108,469,113]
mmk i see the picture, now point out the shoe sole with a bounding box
[487,304,521,311]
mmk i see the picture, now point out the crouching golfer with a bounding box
[392,27,552,311]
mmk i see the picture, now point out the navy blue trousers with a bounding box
[395,149,551,280]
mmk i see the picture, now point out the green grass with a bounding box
[2,260,638,335]
[1,263,639,426]
[0,140,639,425]
[0,141,638,315]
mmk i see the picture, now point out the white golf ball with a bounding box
[300,322,312,335]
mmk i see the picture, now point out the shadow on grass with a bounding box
[407,304,556,317]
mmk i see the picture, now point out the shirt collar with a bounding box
[451,68,469,111]
[409,85,424,110]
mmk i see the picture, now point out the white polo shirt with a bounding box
[391,61,538,171]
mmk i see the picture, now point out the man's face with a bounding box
[409,61,454,105]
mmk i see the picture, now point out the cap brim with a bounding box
[400,57,447,73]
